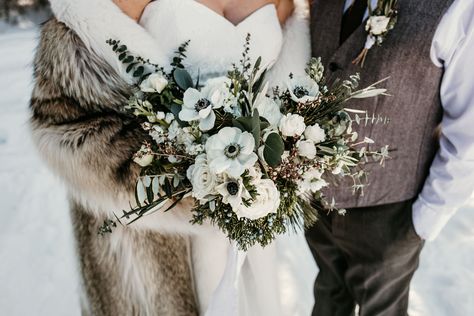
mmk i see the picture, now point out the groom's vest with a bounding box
[310,0,455,208]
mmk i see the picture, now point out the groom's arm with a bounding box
[412,1,474,240]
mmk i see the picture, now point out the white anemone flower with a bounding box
[206,127,258,178]
[287,76,320,103]
[178,84,223,131]
[216,177,250,209]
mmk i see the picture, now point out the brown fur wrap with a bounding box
[30,19,198,316]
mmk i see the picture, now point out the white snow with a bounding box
[0,24,473,316]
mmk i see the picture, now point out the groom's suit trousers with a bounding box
[305,199,424,316]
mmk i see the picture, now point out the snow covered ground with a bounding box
[0,24,473,316]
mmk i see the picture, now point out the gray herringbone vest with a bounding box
[310,0,454,208]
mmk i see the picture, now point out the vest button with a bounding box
[329,62,341,72]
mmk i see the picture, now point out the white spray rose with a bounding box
[234,179,280,220]
[140,73,168,93]
[366,16,391,36]
[133,144,154,167]
[187,154,219,203]
[304,124,326,143]
[298,168,328,194]
[279,113,306,137]
[297,140,317,159]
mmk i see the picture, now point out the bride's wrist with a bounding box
[113,0,152,21]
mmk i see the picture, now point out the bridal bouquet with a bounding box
[103,36,389,250]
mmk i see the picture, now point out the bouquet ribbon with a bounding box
[205,242,248,316]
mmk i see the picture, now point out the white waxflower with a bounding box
[287,76,320,103]
[167,120,181,140]
[205,127,258,178]
[150,125,166,144]
[279,113,306,137]
[178,84,223,131]
[165,113,175,124]
[133,144,154,167]
[298,168,328,193]
[297,140,317,159]
[216,177,250,209]
[304,124,326,143]
[187,154,219,203]
[255,96,283,126]
[234,179,280,220]
[140,73,168,93]
[366,15,391,36]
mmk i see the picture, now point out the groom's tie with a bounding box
[340,0,368,44]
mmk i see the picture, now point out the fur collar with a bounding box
[49,0,310,85]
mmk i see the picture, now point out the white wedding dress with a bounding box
[140,1,317,315]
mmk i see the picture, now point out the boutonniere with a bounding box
[353,0,398,67]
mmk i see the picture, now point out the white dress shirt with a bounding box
[344,0,474,240]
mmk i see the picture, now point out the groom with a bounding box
[306,0,474,315]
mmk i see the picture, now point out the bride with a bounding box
[32,0,316,315]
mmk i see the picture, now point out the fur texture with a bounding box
[31,0,311,315]
[30,20,199,315]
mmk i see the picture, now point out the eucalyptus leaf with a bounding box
[133,66,144,78]
[263,132,284,167]
[173,68,194,91]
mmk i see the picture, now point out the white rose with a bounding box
[234,179,280,220]
[279,113,306,137]
[297,140,317,159]
[140,73,168,93]
[187,154,219,202]
[304,124,326,143]
[366,16,391,36]
[255,96,283,126]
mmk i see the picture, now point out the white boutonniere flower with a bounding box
[366,15,391,36]
[205,127,258,178]
[353,1,398,67]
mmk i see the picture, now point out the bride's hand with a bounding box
[113,0,152,21]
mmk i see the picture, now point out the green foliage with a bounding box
[263,133,284,167]
[173,68,194,91]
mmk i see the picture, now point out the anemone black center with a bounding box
[294,86,309,98]
[224,143,241,158]
[195,98,211,111]
[227,181,239,196]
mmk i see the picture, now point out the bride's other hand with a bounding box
[113,0,153,21]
